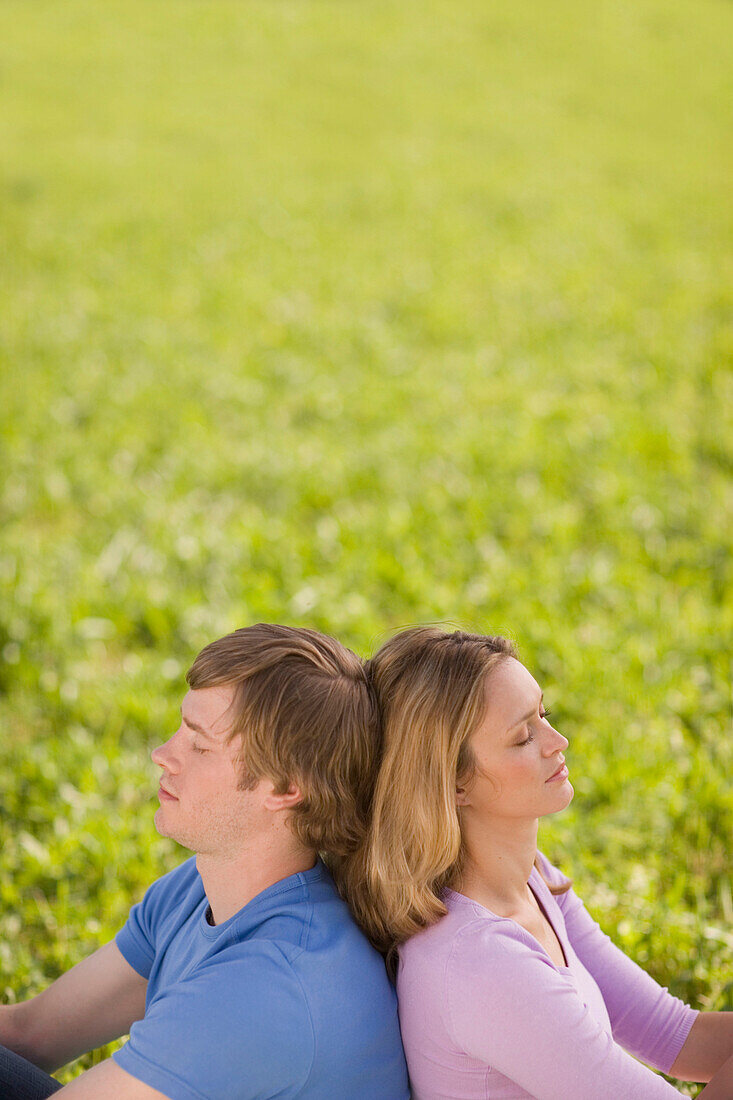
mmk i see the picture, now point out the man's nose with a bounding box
[152,730,181,772]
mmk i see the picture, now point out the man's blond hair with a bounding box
[186,623,379,858]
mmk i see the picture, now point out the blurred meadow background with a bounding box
[1,0,731,1090]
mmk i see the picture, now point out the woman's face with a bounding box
[457,657,573,821]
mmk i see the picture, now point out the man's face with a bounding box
[151,684,270,856]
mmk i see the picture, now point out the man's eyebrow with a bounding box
[180,708,215,739]
[506,692,543,736]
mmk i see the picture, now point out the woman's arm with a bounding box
[552,869,733,1089]
[554,878,698,1075]
[446,921,688,1098]
[672,1013,733,1084]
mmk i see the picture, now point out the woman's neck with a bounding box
[455,815,539,915]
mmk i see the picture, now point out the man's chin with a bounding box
[154,806,175,838]
[154,807,196,850]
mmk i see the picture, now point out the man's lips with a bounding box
[158,785,178,801]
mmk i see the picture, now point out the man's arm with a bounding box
[0,941,147,1073]
[56,1060,168,1098]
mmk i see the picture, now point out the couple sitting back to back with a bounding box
[1,623,731,1099]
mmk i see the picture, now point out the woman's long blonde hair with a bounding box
[335,626,570,964]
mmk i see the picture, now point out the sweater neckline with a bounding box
[444,866,571,971]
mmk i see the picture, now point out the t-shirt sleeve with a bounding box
[116,895,157,979]
[115,858,198,981]
[116,877,168,978]
[445,920,687,1100]
[111,947,314,1100]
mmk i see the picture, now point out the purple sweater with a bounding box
[397,851,698,1099]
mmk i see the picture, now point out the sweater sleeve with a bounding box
[445,920,687,1100]
[555,883,698,1072]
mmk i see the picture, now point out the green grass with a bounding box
[1,0,731,1091]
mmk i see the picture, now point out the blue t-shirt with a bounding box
[113,858,408,1100]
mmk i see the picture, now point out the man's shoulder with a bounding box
[217,864,393,1004]
[133,856,203,924]
[241,862,375,958]
[260,867,397,1010]
[119,863,408,1100]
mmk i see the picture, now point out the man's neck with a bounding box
[196,841,317,925]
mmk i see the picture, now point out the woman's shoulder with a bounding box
[399,887,546,970]
[399,853,574,975]
[534,848,573,891]
[398,892,487,963]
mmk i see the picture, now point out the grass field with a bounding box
[1,0,731,1090]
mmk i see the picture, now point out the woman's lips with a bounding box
[546,763,569,783]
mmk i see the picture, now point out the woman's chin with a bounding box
[545,780,574,814]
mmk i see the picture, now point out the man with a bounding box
[0,624,409,1099]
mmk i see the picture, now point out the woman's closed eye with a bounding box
[516,709,552,746]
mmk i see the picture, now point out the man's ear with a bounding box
[262,781,302,813]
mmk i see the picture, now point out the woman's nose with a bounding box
[543,725,568,754]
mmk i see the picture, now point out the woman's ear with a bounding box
[455,784,471,808]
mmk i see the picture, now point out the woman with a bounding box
[341,627,733,1099]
